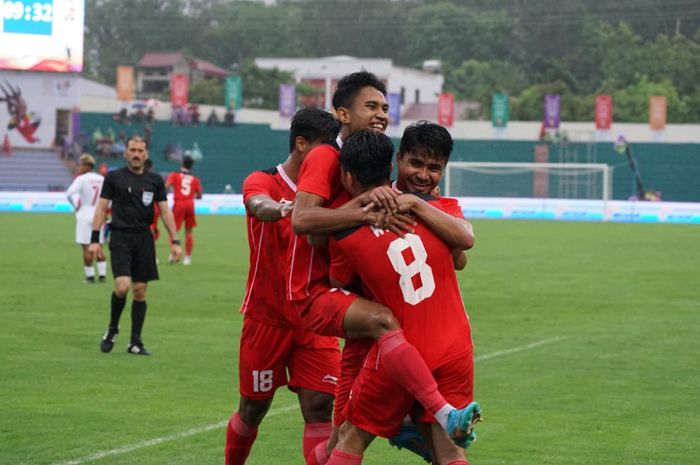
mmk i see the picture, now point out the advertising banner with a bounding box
[595,95,613,130]
[649,96,667,131]
[225,75,243,110]
[543,94,560,129]
[278,84,296,118]
[387,92,401,126]
[437,92,454,127]
[491,93,509,128]
[116,66,134,102]
[170,74,188,107]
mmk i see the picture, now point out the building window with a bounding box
[400,86,405,105]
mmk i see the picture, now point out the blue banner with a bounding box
[387,93,401,126]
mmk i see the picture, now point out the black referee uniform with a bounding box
[101,166,167,281]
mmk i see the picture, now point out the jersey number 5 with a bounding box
[180,175,192,196]
[386,234,435,305]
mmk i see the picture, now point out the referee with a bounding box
[89,136,182,355]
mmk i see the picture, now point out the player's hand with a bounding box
[279,199,294,218]
[169,244,182,263]
[364,186,400,213]
[380,212,416,237]
[88,243,101,260]
[395,193,420,213]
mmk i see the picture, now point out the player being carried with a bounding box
[288,71,476,465]
[225,108,343,465]
[327,128,480,465]
[165,155,203,265]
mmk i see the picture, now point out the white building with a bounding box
[254,55,444,111]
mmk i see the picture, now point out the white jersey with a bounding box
[66,172,104,222]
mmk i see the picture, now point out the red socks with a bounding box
[185,232,193,256]
[303,422,332,462]
[306,438,330,465]
[376,329,446,415]
[225,413,258,465]
[326,449,362,465]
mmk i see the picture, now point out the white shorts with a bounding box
[76,219,105,245]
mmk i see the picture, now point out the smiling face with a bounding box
[124,138,148,173]
[336,86,389,137]
[395,151,446,194]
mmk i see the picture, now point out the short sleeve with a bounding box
[100,171,115,199]
[297,145,340,202]
[243,171,275,204]
[434,196,464,218]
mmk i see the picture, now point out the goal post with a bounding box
[444,162,612,201]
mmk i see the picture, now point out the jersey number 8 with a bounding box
[386,234,436,305]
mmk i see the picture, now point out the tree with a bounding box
[189,79,224,105]
[240,63,294,110]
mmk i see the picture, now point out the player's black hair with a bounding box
[289,107,340,152]
[182,155,194,169]
[332,71,387,111]
[398,121,453,163]
[339,129,394,189]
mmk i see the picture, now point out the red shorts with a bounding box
[346,346,474,438]
[172,202,196,230]
[238,317,341,400]
[293,287,358,338]
[334,338,373,427]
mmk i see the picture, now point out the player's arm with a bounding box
[291,191,372,235]
[246,194,292,222]
[165,173,174,192]
[88,197,110,258]
[65,179,80,210]
[195,178,203,199]
[158,199,182,262]
[397,194,474,251]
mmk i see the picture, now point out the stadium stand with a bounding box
[0,148,73,191]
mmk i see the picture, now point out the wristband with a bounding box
[171,239,181,245]
[90,230,100,244]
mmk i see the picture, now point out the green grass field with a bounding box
[1,213,698,465]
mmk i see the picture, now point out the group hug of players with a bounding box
[227,71,482,465]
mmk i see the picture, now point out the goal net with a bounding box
[444,162,612,200]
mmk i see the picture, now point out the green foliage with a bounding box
[610,76,686,123]
[84,0,700,121]
[189,78,224,106]
[240,63,294,110]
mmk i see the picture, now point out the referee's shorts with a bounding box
[109,228,159,282]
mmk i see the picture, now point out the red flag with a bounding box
[595,95,612,130]
[170,74,189,107]
[437,92,454,127]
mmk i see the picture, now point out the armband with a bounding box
[171,239,181,245]
[90,230,100,244]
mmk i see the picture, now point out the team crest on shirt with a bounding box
[142,191,154,206]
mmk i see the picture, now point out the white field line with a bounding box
[53,335,568,465]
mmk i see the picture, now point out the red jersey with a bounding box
[166,169,202,204]
[287,142,347,302]
[241,166,303,328]
[331,195,472,368]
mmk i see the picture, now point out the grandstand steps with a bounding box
[0,149,74,191]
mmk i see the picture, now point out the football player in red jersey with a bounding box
[165,155,203,265]
[225,108,342,465]
[326,129,480,465]
[290,72,477,465]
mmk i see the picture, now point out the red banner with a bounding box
[170,74,189,107]
[595,95,612,130]
[437,92,454,127]
[649,96,667,130]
